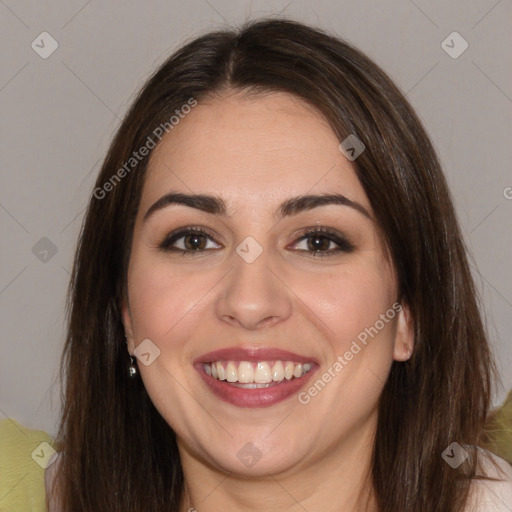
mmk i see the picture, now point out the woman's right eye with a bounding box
[158,227,222,255]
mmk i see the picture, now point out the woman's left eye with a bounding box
[156,226,354,257]
[290,227,355,257]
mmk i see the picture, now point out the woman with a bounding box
[46,18,512,512]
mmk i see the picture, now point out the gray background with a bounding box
[1,0,511,438]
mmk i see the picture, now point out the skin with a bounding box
[122,90,414,512]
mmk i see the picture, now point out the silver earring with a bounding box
[125,334,137,377]
[128,355,137,377]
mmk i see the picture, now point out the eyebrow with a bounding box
[143,192,372,222]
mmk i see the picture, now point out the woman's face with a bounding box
[123,91,413,478]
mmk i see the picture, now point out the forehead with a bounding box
[141,91,371,216]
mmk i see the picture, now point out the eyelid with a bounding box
[155,225,222,253]
[289,226,355,255]
[155,224,354,256]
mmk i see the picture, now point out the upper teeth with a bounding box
[204,360,313,383]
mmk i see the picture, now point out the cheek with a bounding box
[297,260,397,353]
[125,255,217,433]
[127,255,215,343]
[301,263,398,414]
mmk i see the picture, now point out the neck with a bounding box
[178,410,379,512]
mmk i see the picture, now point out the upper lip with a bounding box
[194,346,319,365]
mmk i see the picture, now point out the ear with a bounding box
[393,302,414,362]
[121,299,135,355]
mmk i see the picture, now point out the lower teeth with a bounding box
[227,381,279,388]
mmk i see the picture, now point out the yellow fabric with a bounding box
[0,418,54,512]
[483,390,512,464]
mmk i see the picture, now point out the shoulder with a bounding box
[465,447,512,511]
[0,418,53,511]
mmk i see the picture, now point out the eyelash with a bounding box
[156,225,355,258]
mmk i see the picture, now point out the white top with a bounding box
[466,448,512,511]
[45,449,512,511]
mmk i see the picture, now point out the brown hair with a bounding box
[52,17,497,511]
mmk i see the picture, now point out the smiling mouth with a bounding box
[194,347,318,407]
[202,360,314,387]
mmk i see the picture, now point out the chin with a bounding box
[200,434,308,477]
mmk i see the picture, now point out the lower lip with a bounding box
[195,364,317,408]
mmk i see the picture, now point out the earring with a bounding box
[128,355,137,377]
[125,334,137,377]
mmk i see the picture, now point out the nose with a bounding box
[214,244,293,330]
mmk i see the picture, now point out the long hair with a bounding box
[53,18,496,511]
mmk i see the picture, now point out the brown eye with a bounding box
[291,227,354,257]
[305,235,332,252]
[182,232,207,251]
[158,227,221,255]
